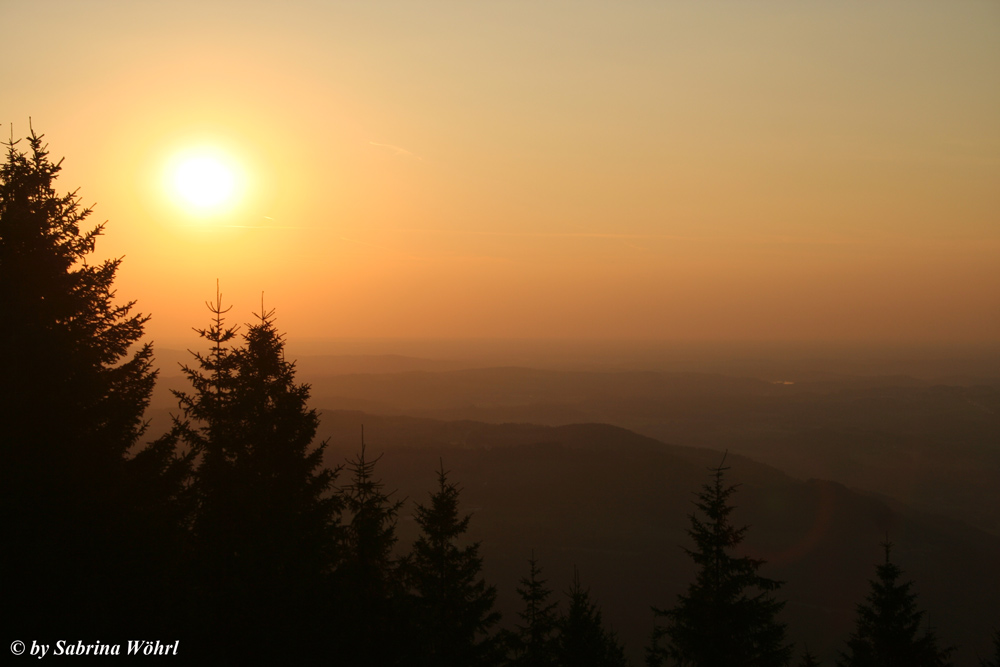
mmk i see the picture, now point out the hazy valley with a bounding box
[146,349,1000,664]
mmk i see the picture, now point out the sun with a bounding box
[168,149,242,213]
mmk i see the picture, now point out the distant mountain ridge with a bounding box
[148,364,1000,537]
[299,367,1000,535]
[138,397,999,665]
[316,409,1000,667]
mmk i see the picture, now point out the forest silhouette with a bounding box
[3,131,997,666]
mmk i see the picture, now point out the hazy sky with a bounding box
[4,1,998,346]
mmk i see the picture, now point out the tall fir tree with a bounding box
[508,553,561,667]
[648,456,791,667]
[0,128,188,634]
[335,435,407,666]
[556,568,630,667]
[172,294,340,659]
[838,541,952,667]
[407,461,503,667]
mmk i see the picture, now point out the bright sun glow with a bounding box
[171,153,238,211]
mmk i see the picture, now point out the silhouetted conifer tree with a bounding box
[172,294,340,659]
[557,568,630,667]
[981,631,1000,667]
[407,461,502,667]
[838,541,952,667]
[508,553,560,667]
[798,650,822,667]
[335,435,407,666]
[1,128,188,635]
[648,456,791,667]
[647,624,666,667]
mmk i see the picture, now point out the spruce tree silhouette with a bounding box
[556,567,629,667]
[335,433,407,666]
[648,455,791,667]
[982,631,1000,667]
[0,127,188,635]
[797,650,822,667]
[508,553,560,667]
[838,541,952,667]
[406,461,502,667]
[171,291,340,660]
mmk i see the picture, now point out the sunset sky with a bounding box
[4,1,998,347]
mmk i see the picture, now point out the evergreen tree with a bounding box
[508,553,560,667]
[647,623,667,667]
[407,461,503,667]
[838,541,952,667]
[173,294,340,658]
[798,650,822,667]
[1,128,188,634]
[981,630,1000,667]
[335,435,407,666]
[557,568,630,667]
[648,456,791,667]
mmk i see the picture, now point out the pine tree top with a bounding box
[650,455,791,667]
[403,461,501,667]
[516,553,559,634]
[559,567,629,667]
[341,436,405,581]
[798,649,822,667]
[839,541,953,667]
[175,290,341,583]
[1,126,155,460]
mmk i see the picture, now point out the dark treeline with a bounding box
[3,132,992,666]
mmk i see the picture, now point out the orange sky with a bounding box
[4,1,998,346]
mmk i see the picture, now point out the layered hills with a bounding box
[146,357,1000,664]
[316,410,999,666]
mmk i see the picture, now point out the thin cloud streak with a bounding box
[369,141,424,161]
[397,228,854,246]
[214,215,316,230]
[216,225,315,229]
[397,228,934,248]
[398,228,702,241]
